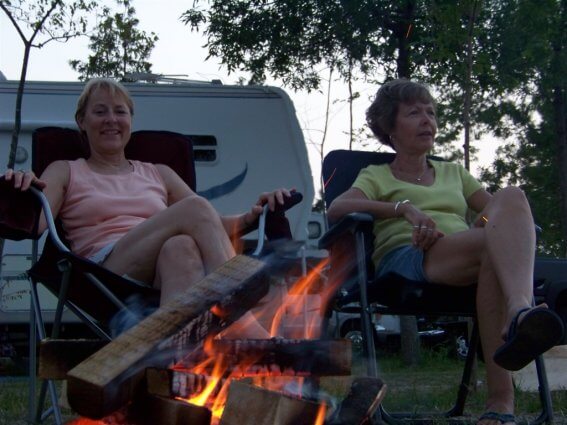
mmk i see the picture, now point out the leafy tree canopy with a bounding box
[69,0,158,81]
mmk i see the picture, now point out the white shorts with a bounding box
[88,242,117,265]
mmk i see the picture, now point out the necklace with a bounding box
[391,163,429,182]
[415,167,428,182]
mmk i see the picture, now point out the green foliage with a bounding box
[478,0,566,256]
[1,0,97,171]
[182,0,433,91]
[0,0,95,49]
[69,0,158,81]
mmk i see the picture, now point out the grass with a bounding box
[1,348,567,424]
[368,347,567,423]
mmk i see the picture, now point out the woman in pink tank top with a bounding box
[6,78,291,312]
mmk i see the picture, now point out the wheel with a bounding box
[343,329,364,350]
[455,335,469,360]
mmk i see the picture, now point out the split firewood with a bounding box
[219,379,324,425]
[66,255,270,419]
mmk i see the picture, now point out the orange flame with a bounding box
[175,257,337,422]
[314,401,327,425]
[269,258,330,338]
[187,354,227,406]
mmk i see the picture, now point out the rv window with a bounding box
[188,135,217,162]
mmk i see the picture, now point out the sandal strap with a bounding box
[508,307,532,338]
[479,411,516,424]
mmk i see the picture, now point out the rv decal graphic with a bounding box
[197,163,248,200]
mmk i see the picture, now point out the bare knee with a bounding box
[157,234,204,273]
[490,186,532,216]
[177,196,222,226]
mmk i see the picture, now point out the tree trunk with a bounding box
[395,0,421,366]
[553,86,567,256]
[399,315,420,365]
[463,0,479,172]
[8,42,31,170]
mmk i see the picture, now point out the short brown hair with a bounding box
[366,79,435,149]
[75,78,134,124]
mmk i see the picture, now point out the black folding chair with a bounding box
[0,126,302,425]
[319,149,555,424]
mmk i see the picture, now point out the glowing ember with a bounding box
[66,409,129,425]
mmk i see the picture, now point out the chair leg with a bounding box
[28,279,63,425]
[375,322,479,425]
[530,354,553,425]
[355,231,378,378]
[447,321,479,417]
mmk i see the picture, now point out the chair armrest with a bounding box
[0,177,42,240]
[240,190,303,238]
[250,191,303,256]
[318,212,373,250]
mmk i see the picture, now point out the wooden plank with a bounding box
[219,379,323,425]
[39,339,107,380]
[67,255,269,419]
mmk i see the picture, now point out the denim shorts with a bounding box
[88,242,117,265]
[375,245,429,282]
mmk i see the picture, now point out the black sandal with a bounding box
[477,411,516,424]
[493,306,564,371]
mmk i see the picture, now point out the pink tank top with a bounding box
[59,158,168,258]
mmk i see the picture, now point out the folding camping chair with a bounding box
[0,126,301,425]
[319,149,555,424]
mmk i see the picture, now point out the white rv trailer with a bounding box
[0,78,316,325]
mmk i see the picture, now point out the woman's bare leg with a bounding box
[103,195,235,284]
[154,235,206,305]
[480,187,535,327]
[422,187,536,423]
[476,254,515,421]
[425,187,535,331]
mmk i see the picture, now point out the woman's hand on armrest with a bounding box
[4,169,47,191]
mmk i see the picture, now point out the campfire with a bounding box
[50,255,385,425]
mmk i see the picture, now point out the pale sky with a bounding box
[0,0,494,195]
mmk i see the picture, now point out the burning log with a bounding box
[146,367,227,400]
[178,338,352,377]
[219,379,324,425]
[66,255,270,419]
[39,339,108,380]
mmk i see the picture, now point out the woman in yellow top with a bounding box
[327,79,564,425]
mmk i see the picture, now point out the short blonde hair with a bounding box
[366,79,435,149]
[75,78,134,124]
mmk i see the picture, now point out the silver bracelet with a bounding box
[394,199,410,216]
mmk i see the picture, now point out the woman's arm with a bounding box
[467,188,493,227]
[4,161,69,234]
[155,164,199,205]
[221,188,292,236]
[327,187,404,223]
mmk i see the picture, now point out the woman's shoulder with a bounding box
[360,163,390,175]
[43,159,72,174]
[429,159,466,172]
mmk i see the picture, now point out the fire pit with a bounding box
[55,255,385,424]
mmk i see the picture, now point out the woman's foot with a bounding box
[494,304,564,371]
[477,411,516,425]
